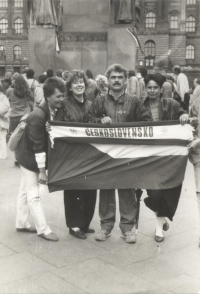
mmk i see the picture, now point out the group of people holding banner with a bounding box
[12,63,200,247]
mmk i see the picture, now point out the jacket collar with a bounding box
[108,90,125,104]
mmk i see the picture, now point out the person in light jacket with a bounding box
[0,83,10,159]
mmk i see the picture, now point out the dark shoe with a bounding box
[155,235,164,242]
[39,232,58,241]
[163,219,169,231]
[16,227,37,233]
[69,228,87,240]
[83,228,95,234]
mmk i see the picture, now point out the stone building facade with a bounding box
[1,0,200,83]
[0,0,28,77]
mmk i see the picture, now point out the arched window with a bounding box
[0,45,6,60]
[171,15,178,28]
[145,12,156,28]
[14,18,23,34]
[186,16,196,32]
[187,0,196,4]
[0,0,8,7]
[186,45,195,59]
[14,0,23,7]
[13,46,21,60]
[0,18,8,34]
[145,41,155,69]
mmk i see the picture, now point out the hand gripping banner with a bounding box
[48,121,193,192]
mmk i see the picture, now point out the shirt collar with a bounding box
[49,107,58,120]
[108,90,125,104]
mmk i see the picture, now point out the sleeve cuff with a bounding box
[35,152,46,168]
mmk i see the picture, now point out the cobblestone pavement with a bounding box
[0,149,200,294]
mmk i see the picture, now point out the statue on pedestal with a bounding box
[28,0,62,28]
[117,0,133,23]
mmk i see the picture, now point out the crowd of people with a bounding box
[0,64,199,247]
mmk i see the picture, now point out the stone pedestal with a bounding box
[28,28,56,77]
[107,27,137,70]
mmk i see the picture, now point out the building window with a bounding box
[171,16,178,28]
[13,46,21,60]
[187,0,196,4]
[145,12,156,28]
[186,45,195,59]
[186,16,196,32]
[14,18,23,34]
[0,45,5,60]
[145,41,155,69]
[0,18,8,34]
[14,0,23,7]
[0,0,8,7]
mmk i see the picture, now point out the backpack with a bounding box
[8,114,28,152]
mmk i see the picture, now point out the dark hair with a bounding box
[139,66,148,78]
[66,70,88,97]
[43,77,66,100]
[56,69,63,78]
[62,70,70,81]
[144,73,166,88]
[85,69,94,79]
[195,78,200,85]
[105,64,128,79]
[39,74,47,84]
[14,75,32,99]
[167,75,175,83]
[47,69,54,78]
[129,70,135,77]
[26,69,34,79]
[173,65,181,74]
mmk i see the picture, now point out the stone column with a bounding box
[7,0,13,33]
[23,0,28,29]
[139,0,145,29]
[132,0,136,25]
[180,0,186,32]
[197,0,200,34]
[163,0,169,22]
[157,0,162,22]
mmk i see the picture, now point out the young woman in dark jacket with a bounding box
[142,73,189,242]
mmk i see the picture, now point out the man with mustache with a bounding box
[88,64,149,243]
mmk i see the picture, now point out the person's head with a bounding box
[62,70,70,81]
[26,69,34,79]
[173,65,181,75]
[56,69,63,78]
[23,67,29,74]
[43,77,65,110]
[166,75,175,83]
[105,64,128,93]
[14,75,31,98]
[66,70,88,98]
[85,69,94,80]
[95,74,108,94]
[4,71,12,80]
[38,74,47,84]
[128,70,135,78]
[144,73,166,100]
[46,69,54,78]
[139,66,148,78]
[12,72,19,84]
[194,78,200,87]
[1,79,11,93]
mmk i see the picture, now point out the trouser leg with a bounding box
[20,166,51,235]
[118,189,137,234]
[64,190,96,229]
[0,129,7,159]
[82,190,97,231]
[194,163,200,234]
[16,171,31,229]
[99,189,116,233]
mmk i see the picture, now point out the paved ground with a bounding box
[0,149,200,294]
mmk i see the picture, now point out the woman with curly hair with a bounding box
[62,70,97,239]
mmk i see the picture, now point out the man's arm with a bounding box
[87,95,107,123]
[132,98,150,121]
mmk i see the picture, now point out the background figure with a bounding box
[47,69,54,78]
[95,75,108,96]
[188,96,200,247]
[138,66,148,102]
[85,69,98,102]
[56,69,63,79]
[191,78,200,107]
[162,79,173,99]
[62,70,69,82]
[0,83,10,159]
[127,70,140,97]
[34,74,47,107]
[62,70,96,240]
[29,0,58,27]
[173,65,190,112]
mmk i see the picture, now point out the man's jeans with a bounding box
[16,166,52,235]
[99,189,137,234]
